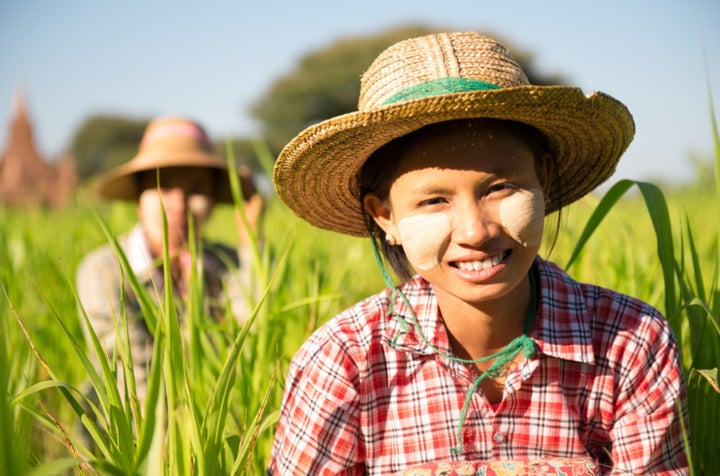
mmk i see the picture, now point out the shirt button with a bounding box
[493,432,505,443]
[522,364,531,380]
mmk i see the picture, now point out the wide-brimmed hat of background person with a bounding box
[97,116,255,203]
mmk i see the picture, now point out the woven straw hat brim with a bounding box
[274,85,635,237]
[96,150,237,203]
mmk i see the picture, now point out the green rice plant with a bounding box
[1,287,31,476]
[5,202,283,474]
[559,98,720,473]
[3,130,718,474]
[1,137,382,473]
[676,87,720,475]
[1,200,109,471]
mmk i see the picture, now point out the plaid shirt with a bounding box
[268,257,689,475]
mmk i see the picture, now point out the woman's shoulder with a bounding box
[292,276,432,368]
[302,288,394,350]
[537,257,664,319]
[534,258,680,386]
[536,257,672,348]
[77,233,133,277]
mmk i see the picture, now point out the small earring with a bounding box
[385,234,397,246]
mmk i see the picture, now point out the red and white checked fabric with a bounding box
[268,257,689,475]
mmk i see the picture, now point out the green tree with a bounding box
[250,24,566,154]
[70,115,148,182]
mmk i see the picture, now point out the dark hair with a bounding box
[360,118,562,282]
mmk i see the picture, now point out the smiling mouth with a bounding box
[453,250,510,271]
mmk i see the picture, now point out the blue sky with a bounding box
[1,0,718,185]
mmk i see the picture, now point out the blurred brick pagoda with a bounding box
[0,88,76,208]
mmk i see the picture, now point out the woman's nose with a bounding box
[451,202,499,246]
[161,187,187,212]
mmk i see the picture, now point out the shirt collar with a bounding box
[531,257,595,365]
[383,277,451,357]
[125,223,155,277]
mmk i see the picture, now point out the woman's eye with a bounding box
[419,197,446,207]
[487,183,517,195]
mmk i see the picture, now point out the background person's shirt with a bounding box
[76,223,251,404]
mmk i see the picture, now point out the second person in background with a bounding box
[76,116,264,407]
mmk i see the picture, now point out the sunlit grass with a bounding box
[2,151,719,473]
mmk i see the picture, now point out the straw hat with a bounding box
[97,117,255,202]
[273,31,635,237]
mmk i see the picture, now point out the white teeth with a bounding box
[456,253,503,271]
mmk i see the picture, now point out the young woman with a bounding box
[268,32,688,475]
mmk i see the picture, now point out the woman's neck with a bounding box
[438,275,530,360]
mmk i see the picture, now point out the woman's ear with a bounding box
[363,193,399,241]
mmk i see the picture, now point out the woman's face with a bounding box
[137,167,215,257]
[364,123,545,308]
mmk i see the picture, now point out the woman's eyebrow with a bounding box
[412,184,453,195]
[407,174,500,195]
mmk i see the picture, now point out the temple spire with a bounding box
[0,86,76,207]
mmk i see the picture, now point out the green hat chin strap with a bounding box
[383,77,501,105]
[369,230,537,455]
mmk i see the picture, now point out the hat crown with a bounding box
[139,117,214,157]
[359,32,530,110]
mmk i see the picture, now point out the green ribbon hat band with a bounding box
[383,77,501,105]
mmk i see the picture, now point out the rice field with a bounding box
[1,160,719,474]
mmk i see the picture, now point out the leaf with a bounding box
[692,368,719,393]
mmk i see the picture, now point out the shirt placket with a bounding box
[491,356,539,460]
[441,356,497,457]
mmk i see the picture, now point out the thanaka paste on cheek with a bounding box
[397,213,451,271]
[498,188,545,247]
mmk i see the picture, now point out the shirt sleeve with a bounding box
[608,308,689,474]
[268,329,366,475]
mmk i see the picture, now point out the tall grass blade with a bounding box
[233,364,281,474]
[706,67,720,207]
[1,283,29,476]
[201,237,291,466]
[564,180,635,270]
[687,368,720,474]
[252,140,277,179]
[634,181,677,317]
[90,207,160,335]
[564,180,676,314]
[682,217,706,303]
